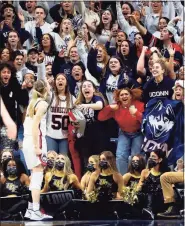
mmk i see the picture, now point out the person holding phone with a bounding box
[87,7,117,48]
[76,1,100,27]
[69,24,92,68]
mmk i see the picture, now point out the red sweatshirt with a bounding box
[98,100,144,133]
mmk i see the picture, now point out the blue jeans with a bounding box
[46,136,68,155]
[116,130,143,175]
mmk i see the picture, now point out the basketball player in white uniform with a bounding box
[23,79,52,221]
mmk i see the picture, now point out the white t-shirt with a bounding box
[50,32,67,52]
[94,29,116,48]
[16,66,29,85]
[46,95,76,139]
[106,74,120,104]
[24,21,53,49]
[76,39,88,68]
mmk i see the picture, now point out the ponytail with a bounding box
[27,89,39,118]
[27,79,47,117]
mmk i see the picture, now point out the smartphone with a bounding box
[77,29,84,39]
[112,23,118,32]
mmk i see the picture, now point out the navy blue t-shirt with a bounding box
[82,95,104,124]
[143,76,175,104]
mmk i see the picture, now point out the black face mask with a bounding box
[87,164,95,172]
[148,158,158,168]
[6,166,17,176]
[99,161,109,170]
[47,159,54,168]
[55,161,65,171]
[131,160,140,170]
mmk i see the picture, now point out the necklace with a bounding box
[8,176,18,181]
[151,168,161,176]
[131,173,141,178]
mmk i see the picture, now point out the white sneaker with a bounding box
[30,210,53,221]
[24,209,32,219]
[142,208,154,220]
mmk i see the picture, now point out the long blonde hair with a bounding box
[59,18,75,40]
[75,80,107,106]
[85,155,100,176]
[27,79,47,117]
[54,154,74,190]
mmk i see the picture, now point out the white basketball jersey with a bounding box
[24,114,47,137]
[23,99,48,152]
[24,99,47,137]
[46,95,76,139]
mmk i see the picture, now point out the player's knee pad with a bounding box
[29,172,43,190]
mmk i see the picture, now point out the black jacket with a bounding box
[0,77,29,127]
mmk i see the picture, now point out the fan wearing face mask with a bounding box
[41,150,58,190]
[0,158,30,220]
[86,151,124,202]
[0,149,27,179]
[41,154,82,198]
[137,149,170,220]
[0,158,30,197]
[46,151,58,173]
[123,154,146,187]
[81,155,99,193]
[0,149,13,178]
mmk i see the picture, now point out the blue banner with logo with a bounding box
[141,98,184,165]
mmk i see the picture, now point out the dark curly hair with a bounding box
[2,158,24,179]
[0,62,17,86]
[39,33,57,56]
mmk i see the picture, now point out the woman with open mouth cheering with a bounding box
[46,73,75,155]
[75,80,108,169]
[98,87,144,175]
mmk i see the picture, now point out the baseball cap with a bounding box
[173,80,185,89]
[27,48,39,55]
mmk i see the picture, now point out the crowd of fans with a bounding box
[0,0,184,222]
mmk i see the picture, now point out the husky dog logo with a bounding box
[147,100,175,141]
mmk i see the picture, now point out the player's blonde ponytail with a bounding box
[27,79,47,117]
